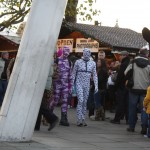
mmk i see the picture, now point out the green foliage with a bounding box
[77,0,100,21]
[0,0,100,31]
[0,0,31,31]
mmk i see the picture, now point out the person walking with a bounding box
[72,48,98,126]
[50,46,72,126]
[35,53,59,131]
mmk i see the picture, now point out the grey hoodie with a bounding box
[125,56,150,93]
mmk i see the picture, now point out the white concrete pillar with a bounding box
[0,0,68,141]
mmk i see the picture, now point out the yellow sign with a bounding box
[57,39,74,52]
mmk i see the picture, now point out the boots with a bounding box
[59,112,70,126]
[95,108,101,121]
[100,106,105,121]
[95,106,105,121]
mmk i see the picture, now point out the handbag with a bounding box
[125,61,134,89]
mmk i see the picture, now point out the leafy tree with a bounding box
[66,0,100,22]
[0,0,100,31]
[0,0,31,31]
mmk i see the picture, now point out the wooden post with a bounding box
[0,0,68,141]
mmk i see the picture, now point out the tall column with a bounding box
[0,0,68,142]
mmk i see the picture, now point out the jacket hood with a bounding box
[83,48,91,61]
[63,46,70,59]
[134,56,150,68]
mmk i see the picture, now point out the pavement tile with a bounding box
[0,108,149,150]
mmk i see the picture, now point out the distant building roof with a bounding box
[61,22,147,50]
[0,35,21,45]
[0,28,21,45]
[0,28,19,36]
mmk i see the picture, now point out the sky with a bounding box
[78,0,150,33]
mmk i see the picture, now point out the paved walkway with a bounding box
[0,107,150,150]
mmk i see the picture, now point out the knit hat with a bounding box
[57,48,63,57]
[62,46,70,58]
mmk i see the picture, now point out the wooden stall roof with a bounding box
[60,21,147,51]
[0,34,21,46]
[0,31,21,57]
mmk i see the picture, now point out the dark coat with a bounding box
[98,68,108,91]
[115,56,130,89]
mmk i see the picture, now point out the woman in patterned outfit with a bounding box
[50,46,72,126]
[72,48,98,126]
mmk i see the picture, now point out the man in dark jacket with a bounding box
[125,49,150,133]
[110,51,130,124]
[0,52,9,107]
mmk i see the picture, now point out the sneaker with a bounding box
[89,115,96,121]
[144,135,148,138]
[143,135,150,138]
[110,119,120,124]
[127,127,135,132]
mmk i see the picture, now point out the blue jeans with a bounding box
[128,91,148,129]
[0,79,8,106]
[94,91,101,109]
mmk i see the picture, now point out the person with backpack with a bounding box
[125,48,150,133]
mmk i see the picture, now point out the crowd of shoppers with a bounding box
[1,44,150,140]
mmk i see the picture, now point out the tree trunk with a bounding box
[65,0,78,22]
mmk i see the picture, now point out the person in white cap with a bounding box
[110,51,130,124]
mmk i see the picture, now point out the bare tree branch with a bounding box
[0,11,18,18]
